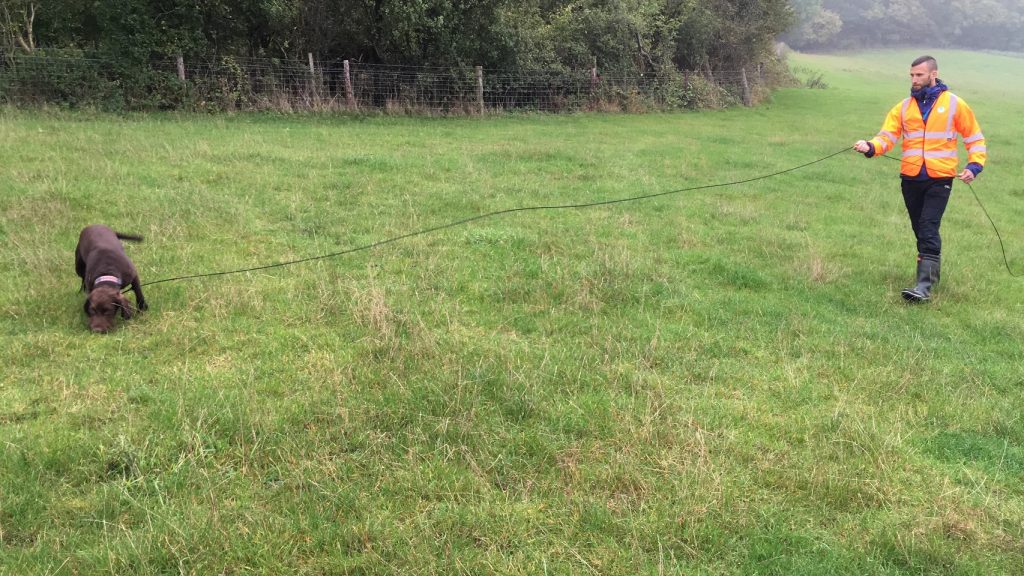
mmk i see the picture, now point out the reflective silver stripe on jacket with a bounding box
[905,130,954,140]
[964,133,985,144]
[967,145,987,153]
[901,150,957,159]
[877,130,897,144]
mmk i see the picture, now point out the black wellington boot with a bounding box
[901,254,940,303]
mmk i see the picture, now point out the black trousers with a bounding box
[901,178,952,258]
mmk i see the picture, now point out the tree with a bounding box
[673,0,793,70]
[1,0,36,53]
[784,0,842,49]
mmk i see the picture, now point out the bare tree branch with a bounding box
[24,2,34,51]
[1,1,35,52]
[634,30,657,73]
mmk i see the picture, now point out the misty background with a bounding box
[785,0,1024,52]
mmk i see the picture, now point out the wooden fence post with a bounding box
[475,66,484,115]
[343,59,355,109]
[741,67,752,107]
[307,52,321,106]
[176,55,186,81]
[590,57,598,98]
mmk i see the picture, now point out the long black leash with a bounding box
[138,146,854,289]
[966,181,1020,277]
[137,147,1017,289]
[879,154,1019,277]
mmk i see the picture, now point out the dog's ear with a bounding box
[84,299,93,316]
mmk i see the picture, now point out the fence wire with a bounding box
[0,52,773,113]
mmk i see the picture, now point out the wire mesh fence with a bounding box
[0,51,781,113]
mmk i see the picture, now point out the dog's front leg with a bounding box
[131,279,148,311]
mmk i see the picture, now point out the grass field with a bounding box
[2,49,1023,574]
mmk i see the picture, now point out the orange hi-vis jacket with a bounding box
[868,90,986,178]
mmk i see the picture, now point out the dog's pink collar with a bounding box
[94,275,121,287]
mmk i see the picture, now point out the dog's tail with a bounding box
[115,232,144,242]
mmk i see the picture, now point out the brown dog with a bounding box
[75,224,148,332]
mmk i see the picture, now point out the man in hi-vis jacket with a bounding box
[854,55,987,302]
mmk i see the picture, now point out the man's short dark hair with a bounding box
[912,55,937,71]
